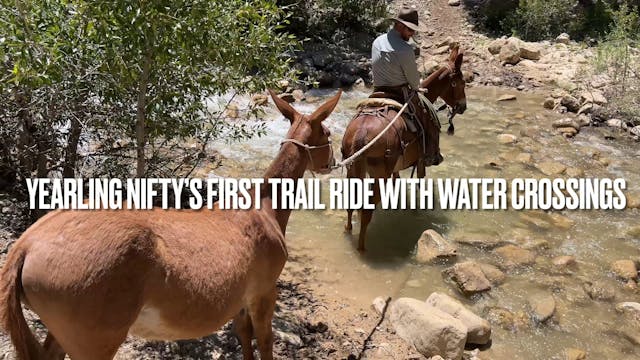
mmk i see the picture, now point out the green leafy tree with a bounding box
[1,0,297,185]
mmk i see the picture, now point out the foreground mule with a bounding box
[341,47,467,251]
[0,89,341,360]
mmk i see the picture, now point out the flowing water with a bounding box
[210,87,640,359]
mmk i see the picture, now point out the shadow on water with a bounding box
[347,207,453,264]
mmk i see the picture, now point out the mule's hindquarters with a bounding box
[341,113,402,251]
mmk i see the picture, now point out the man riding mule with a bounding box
[371,7,450,168]
[342,17,468,251]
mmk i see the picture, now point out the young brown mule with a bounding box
[341,47,467,251]
[0,90,341,360]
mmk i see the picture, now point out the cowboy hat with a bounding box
[391,8,427,32]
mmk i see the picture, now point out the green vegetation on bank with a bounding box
[0,0,296,191]
[469,0,638,41]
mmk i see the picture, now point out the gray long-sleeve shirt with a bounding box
[371,29,420,90]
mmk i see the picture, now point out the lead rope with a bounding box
[280,138,332,178]
[333,94,414,170]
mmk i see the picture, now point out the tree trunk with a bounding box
[135,51,153,177]
[63,116,82,178]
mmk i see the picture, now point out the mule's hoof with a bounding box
[357,246,366,253]
[344,224,353,233]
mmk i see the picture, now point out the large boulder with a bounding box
[390,298,467,360]
[499,38,521,65]
[425,292,492,345]
[488,38,507,55]
[519,41,542,60]
[415,229,458,263]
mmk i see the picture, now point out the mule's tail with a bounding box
[0,248,44,359]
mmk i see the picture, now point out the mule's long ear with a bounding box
[310,90,342,124]
[455,49,464,70]
[449,44,459,62]
[269,89,298,123]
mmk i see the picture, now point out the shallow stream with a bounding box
[210,87,640,360]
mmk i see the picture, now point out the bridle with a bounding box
[437,62,462,135]
[280,138,334,176]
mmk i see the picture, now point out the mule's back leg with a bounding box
[247,286,277,360]
[357,156,397,251]
[345,158,366,233]
[233,309,255,360]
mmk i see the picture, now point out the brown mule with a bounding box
[341,47,467,252]
[0,89,341,360]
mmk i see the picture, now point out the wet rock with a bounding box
[497,134,517,144]
[561,285,591,305]
[484,307,515,330]
[549,213,575,229]
[558,127,578,137]
[497,94,517,101]
[626,193,640,209]
[627,226,640,238]
[560,95,581,112]
[448,0,461,6]
[443,262,493,296]
[516,153,532,163]
[583,281,616,301]
[494,245,536,269]
[555,33,571,44]
[477,263,506,285]
[611,260,638,281]
[390,298,467,360]
[528,294,556,322]
[552,255,577,268]
[543,97,557,109]
[425,293,491,345]
[630,125,640,137]
[415,229,458,263]
[536,161,567,176]
[564,348,587,360]
[455,236,505,249]
[616,302,640,318]
[520,213,552,230]
[552,118,580,130]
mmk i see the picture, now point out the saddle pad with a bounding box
[356,98,403,110]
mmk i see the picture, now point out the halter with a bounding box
[280,138,334,176]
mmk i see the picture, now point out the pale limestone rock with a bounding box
[416,229,458,263]
[425,292,492,345]
[390,298,467,360]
